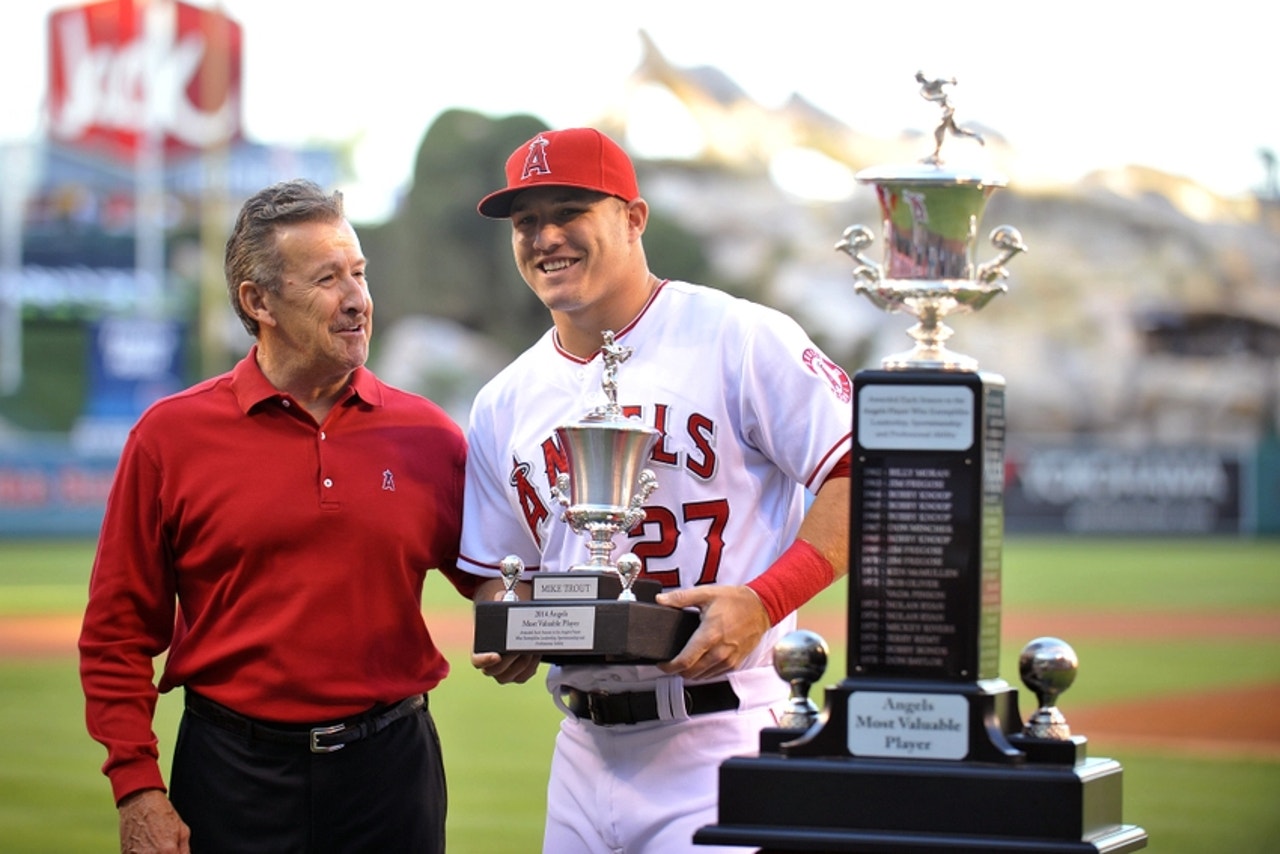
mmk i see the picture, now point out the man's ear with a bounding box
[626,197,649,239]
[238,281,276,328]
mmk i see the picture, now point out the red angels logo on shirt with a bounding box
[521,135,552,180]
[802,348,852,403]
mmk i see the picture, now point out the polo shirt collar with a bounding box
[230,345,384,413]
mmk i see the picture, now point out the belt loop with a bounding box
[655,675,688,721]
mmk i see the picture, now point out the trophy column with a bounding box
[696,74,1146,853]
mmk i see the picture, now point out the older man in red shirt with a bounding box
[79,179,473,853]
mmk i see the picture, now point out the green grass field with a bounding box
[1,536,1278,852]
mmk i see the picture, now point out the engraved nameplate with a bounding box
[532,576,602,600]
[847,691,969,760]
[505,606,596,651]
[858,385,974,451]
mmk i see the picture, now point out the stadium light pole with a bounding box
[0,143,35,396]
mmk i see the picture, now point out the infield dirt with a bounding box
[8,609,1277,759]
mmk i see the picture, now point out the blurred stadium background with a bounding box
[1,2,1277,852]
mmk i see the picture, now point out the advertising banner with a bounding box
[1005,445,1244,534]
[47,0,243,161]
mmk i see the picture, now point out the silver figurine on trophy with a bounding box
[473,331,699,663]
[836,71,1027,372]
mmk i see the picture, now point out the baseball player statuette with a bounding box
[473,332,699,663]
[696,74,1147,852]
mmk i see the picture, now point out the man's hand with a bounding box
[654,585,770,681]
[470,650,542,684]
[471,577,541,684]
[118,789,190,854]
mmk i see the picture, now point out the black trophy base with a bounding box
[473,571,699,664]
[694,753,1147,853]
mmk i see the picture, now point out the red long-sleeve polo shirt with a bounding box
[79,348,473,804]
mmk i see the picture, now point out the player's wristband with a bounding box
[746,538,835,626]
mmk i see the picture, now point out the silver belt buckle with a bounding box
[310,723,347,753]
[585,691,613,726]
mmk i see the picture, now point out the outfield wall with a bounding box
[4,437,1278,539]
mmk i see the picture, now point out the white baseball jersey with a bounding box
[460,279,853,686]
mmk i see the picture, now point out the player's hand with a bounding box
[471,651,541,684]
[118,788,190,854]
[654,585,770,681]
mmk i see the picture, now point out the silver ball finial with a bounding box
[616,553,642,602]
[499,555,524,602]
[773,630,828,730]
[1019,636,1079,740]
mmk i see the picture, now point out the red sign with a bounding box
[47,0,243,161]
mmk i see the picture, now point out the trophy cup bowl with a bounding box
[837,164,1026,372]
[553,420,660,577]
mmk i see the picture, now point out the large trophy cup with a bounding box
[696,74,1147,852]
[473,332,699,663]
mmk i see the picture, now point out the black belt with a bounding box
[184,690,425,754]
[562,681,739,726]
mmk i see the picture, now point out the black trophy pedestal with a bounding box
[473,571,699,664]
[694,675,1142,852]
[695,367,1145,852]
[694,750,1148,853]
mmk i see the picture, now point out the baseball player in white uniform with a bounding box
[463,127,853,853]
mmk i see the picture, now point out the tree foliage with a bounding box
[360,110,711,359]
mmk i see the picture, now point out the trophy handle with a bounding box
[552,471,573,523]
[975,225,1027,285]
[621,469,658,531]
[834,225,882,287]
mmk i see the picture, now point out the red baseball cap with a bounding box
[477,128,640,218]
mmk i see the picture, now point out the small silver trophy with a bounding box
[837,72,1027,372]
[549,330,659,595]
[498,331,658,598]
[474,331,698,663]
[1019,636,1079,740]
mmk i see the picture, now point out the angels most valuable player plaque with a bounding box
[696,73,1147,853]
[473,331,699,664]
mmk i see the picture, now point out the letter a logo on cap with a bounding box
[521,135,552,180]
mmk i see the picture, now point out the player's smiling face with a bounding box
[508,187,647,322]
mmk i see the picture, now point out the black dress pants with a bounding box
[169,695,446,853]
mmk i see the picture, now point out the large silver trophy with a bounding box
[836,71,1027,372]
[696,74,1146,853]
[474,332,698,663]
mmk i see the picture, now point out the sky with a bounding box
[3,0,1274,222]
